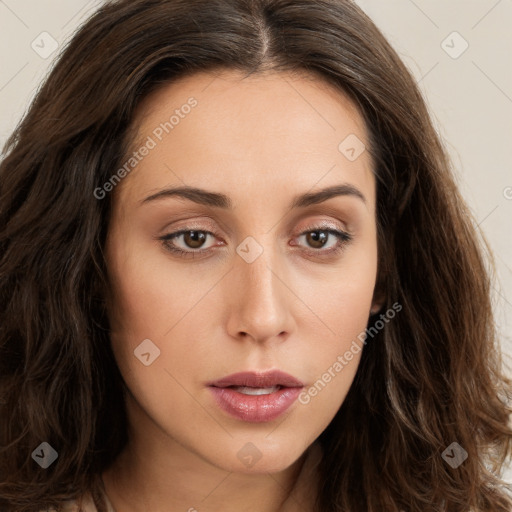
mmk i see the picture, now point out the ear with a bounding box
[370,291,386,316]
[369,267,387,315]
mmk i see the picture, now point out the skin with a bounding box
[102,68,384,512]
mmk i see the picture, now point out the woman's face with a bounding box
[105,69,382,474]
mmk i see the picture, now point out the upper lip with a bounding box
[207,370,304,388]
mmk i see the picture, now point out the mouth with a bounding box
[222,385,283,396]
[207,370,304,423]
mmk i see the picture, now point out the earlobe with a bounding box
[369,286,386,316]
[370,262,388,315]
[369,301,384,316]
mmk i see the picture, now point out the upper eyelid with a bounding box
[162,214,350,235]
[162,224,351,250]
[164,222,349,240]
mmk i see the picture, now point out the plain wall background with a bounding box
[1,0,511,483]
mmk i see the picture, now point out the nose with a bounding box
[225,245,295,344]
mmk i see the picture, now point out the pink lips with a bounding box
[207,370,304,423]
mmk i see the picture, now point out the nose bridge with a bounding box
[226,235,293,342]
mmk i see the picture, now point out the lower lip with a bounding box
[208,386,303,423]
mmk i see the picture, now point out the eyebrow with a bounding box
[141,183,366,209]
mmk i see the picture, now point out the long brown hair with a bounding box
[1,1,511,510]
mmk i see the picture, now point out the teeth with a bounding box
[231,386,280,395]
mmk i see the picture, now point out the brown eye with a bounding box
[293,226,353,258]
[159,229,219,257]
[182,230,208,249]
[305,230,329,249]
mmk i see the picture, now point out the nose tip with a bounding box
[226,247,294,344]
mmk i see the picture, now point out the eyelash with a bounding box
[158,224,353,260]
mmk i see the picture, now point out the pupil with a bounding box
[185,231,206,248]
[308,231,327,248]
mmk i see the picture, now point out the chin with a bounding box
[201,433,311,474]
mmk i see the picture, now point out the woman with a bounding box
[0,0,511,511]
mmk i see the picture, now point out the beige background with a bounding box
[0,0,511,481]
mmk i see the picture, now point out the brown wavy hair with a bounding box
[1,0,511,510]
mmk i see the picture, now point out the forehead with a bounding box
[135,68,365,128]
[116,68,375,210]
[133,68,368,148]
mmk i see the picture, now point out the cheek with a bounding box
[289,242,378,417]
[105,231,233,415]
[289,309,371,440]
[106,230,200,343]
[105,239,209,431]
[294,232,378,343]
